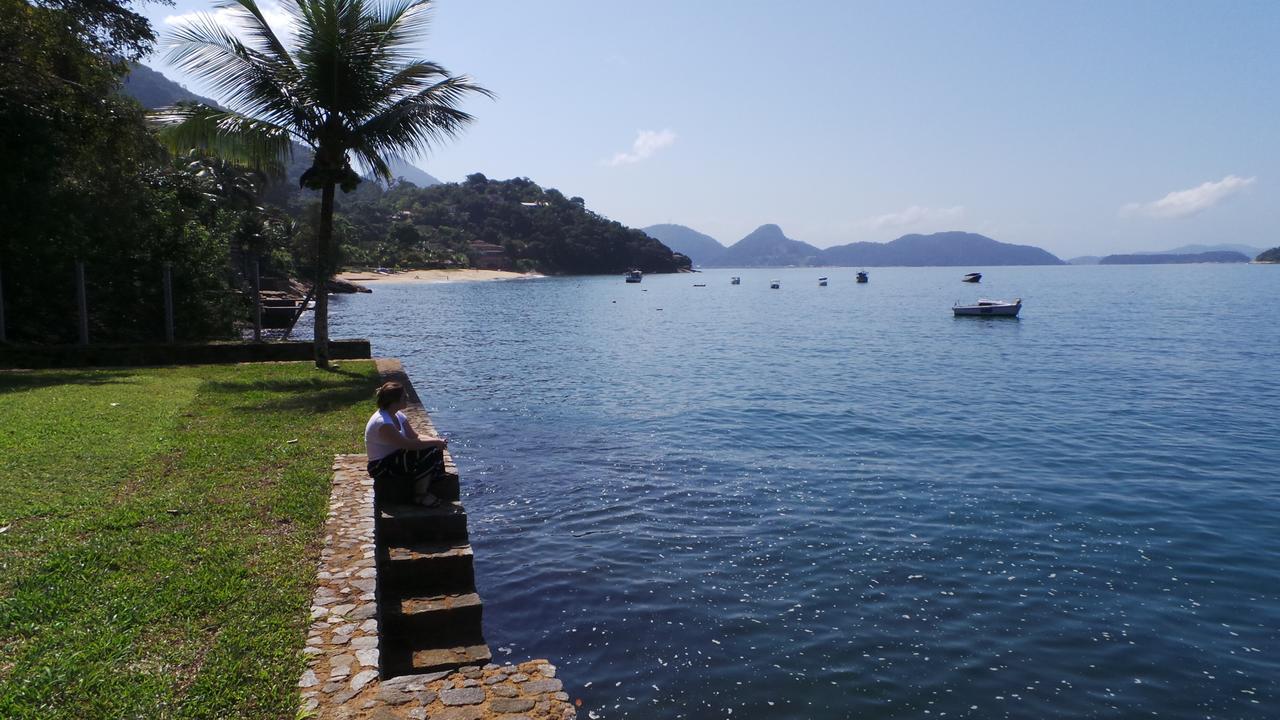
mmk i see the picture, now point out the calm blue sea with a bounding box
[328,265,1280,719]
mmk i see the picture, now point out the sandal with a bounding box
[415,493,442,509]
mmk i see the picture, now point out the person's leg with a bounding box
[413,448,445,506]
[400,447,445,506]
[369,450,419,505]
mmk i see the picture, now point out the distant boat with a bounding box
[770,280,781,289]
[953,298,1021,317]
[625,269,643,283]
[856,271,869,283]
[818,277,828,287]
[963,272,982,283]
[693,283,706,287]
[730,276,741,285]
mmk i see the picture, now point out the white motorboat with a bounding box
[770,280,781,289]
[962,272,982,283]
[625,269,643,283]
[818,277,828,286]
[953,298,1021,317]
[730,276,741,285]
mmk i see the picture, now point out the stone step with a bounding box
[411,643,492,674]
[383,540,475,595]
[430,473,460,502]
[384,591,484,641]
[378,501,469,543]
[372,470,460,505]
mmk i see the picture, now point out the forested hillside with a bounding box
[263,174,690,275]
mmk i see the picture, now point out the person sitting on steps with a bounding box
[365,381,449,508]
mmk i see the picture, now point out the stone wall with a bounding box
[298,360,574,720]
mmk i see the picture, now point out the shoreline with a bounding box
[336,268,541,284]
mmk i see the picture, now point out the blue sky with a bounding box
[138,0,1280,257]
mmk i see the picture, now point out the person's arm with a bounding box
[399,413,447,447]
[375,421,447,451]
[400,412,420,440]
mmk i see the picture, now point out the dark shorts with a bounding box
[367,447,444,503]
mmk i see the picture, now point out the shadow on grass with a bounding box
[235,385,376,414]
[0,369,140,395]
[201,371,378,414]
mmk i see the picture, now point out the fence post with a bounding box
[76,260,89,346]
[252,258,262,342]
[163,261,175,343]
[0,260,6,344]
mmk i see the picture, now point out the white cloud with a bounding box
[865,205,965,230]
[164,2,296,45]
[606,129,677,166]
[1121,175,1256,219]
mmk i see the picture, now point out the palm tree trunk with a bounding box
[313,180,335,368]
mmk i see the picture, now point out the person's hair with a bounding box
[375,381,405,409]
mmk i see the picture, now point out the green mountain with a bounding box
[1256,247,1280,262]
[121,62,221,108]
[713,224,822,267]
[642,224,726,266]
[293,174,690,275]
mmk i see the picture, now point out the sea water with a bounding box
[328,264,1280,719]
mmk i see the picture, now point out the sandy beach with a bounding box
[336,268,540,284]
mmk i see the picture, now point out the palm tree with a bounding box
[152,0,490,367]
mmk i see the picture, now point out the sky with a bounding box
[137,0,1280,258]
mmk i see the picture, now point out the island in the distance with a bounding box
[1099,251,1250,265]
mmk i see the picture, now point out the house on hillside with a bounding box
[468,241,511,271]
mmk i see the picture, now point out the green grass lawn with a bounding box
[0,361,381,719]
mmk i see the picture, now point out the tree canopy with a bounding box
[1,0,240,344]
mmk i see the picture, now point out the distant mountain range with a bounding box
[643,224,1065,267]
[1135,243,1264,257]
[1099,251,1251,265]
[641,224,729,266]
[120,64,441,187]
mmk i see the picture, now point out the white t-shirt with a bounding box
[365,409,409,461]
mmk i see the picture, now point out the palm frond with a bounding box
[166,14,312,131]
[150,103,295,174]
[351,74,488,179]
[219,0,297,69]
[371,0,433,58]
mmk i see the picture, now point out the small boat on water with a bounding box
[625,269,643,283]
[953,298,1021,317]
[818,277,828,287]
[962,272,982,283]
[770,280,781,289]
[730,276,741,285]
[856,271,869,283]
[693,283,706,287]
